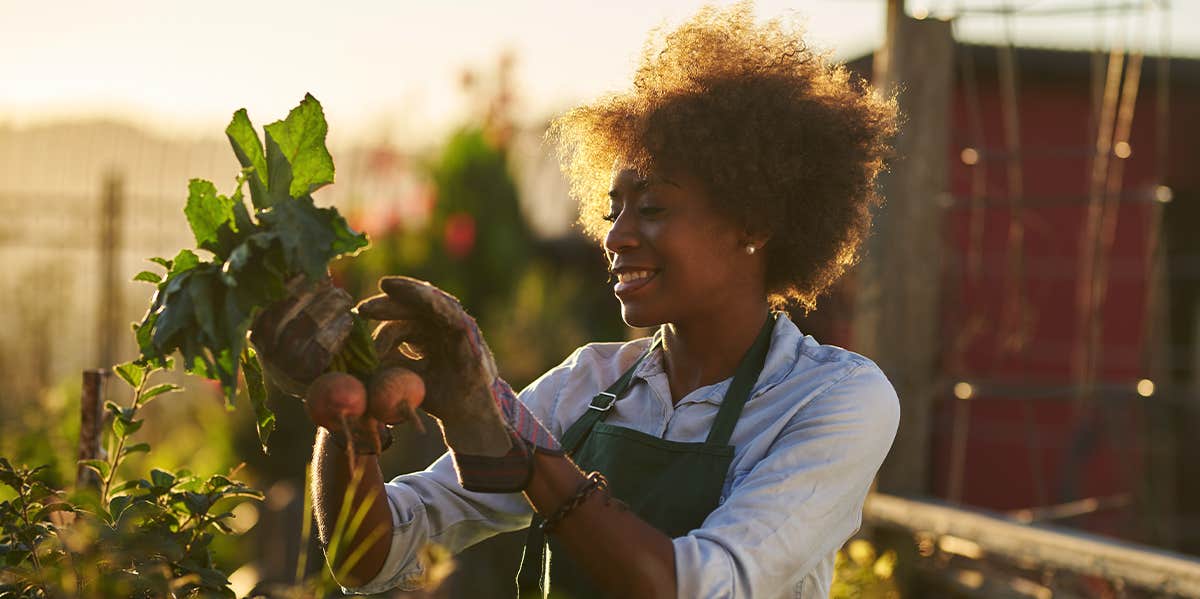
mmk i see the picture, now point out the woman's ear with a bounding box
[740,227,771,252]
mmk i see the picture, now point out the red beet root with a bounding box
[369,367,426,429]
[306,372,368,430]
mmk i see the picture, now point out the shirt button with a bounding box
[718,496,726,505]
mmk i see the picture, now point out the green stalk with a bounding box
[295,464,314,586]
[331,314,379,381]
[102,375,150,506]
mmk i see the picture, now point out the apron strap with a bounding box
[558,333,661,456]
[704,312,777,446]
[518,335,659,599]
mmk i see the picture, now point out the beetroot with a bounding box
[369,367,426,430]
[306,372,368,430]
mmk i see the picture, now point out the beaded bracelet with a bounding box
[326,423,394,455]
[541,471,608,533]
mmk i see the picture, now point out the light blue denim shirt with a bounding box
[349,313,900,598]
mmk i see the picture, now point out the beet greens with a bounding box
[131,94,375,450]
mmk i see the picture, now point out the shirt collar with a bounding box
[630,312,805,405]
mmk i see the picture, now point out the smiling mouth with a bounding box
[613,269,659,295]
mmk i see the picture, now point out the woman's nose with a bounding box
[603,213,639,255]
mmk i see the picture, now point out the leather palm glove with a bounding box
[249,277,391,455]
[356,276,562,492]
[249,276,354,398]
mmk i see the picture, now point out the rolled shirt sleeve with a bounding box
[673,362,901,599]
[346,451,535,594]
[344,351,582,595]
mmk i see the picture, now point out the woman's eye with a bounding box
[601,202,661,222]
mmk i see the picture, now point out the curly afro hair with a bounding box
[548,3,898,311]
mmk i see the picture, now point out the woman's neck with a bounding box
[660,300,770,405]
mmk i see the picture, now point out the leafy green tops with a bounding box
[131,94,368,449]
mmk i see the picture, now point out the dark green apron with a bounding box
[517,313,777,599]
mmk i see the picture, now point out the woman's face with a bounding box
[603,168,761,328]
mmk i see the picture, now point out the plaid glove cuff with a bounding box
[452,432,535,493]
[453,382,563,493]
[492,378,561,453]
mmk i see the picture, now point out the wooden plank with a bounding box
[865,493,1200,596]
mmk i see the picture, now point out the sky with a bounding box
[1,0,1192,145]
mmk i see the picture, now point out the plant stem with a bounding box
[14,476,45,573]
[101,376,149,505]
[183,513,208,557]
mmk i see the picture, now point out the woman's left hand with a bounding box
[356,276,561,492]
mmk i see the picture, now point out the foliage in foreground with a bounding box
[0,361,262,598]
[831,538,900,599]
[0,94,389,598]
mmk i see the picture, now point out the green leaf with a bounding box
[181,491,212,516]
[216,488,264,502]
[220,232,287,300]
[220,231,266,285]
[206,184,259,254]
[206,474,233,490]
[263,132,295,207]
[174,472,203,492]
[240,349,274,453]
[263,94,335,198]
[188,270,221,346]
[170,249,201,275]
[212,347,240,402]
[133,270,162,284]
[150,267,203,351]
[326,205,370,257]
[187,564,231,591]
[113,416,143,438]
[150,469,176,490]
[79,459,111,481]
[133,313,158,357]
[184,179,237,255]
[225,109,270,209]
[113,361,146,389]
[120,442,151,457]
[258,196,367,280]
[139,383,180,406]
[110,479,147,494]
[149,256,173,269]
[185,348,214,380]
[109,495,133,521]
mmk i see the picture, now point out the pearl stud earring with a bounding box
[745,245,757,255]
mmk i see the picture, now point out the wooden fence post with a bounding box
[855,10,955,497]
[76,369,107,491]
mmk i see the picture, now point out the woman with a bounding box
[257,5,900,597]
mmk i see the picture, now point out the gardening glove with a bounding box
[356,276,562,493]
[249,276,354,398]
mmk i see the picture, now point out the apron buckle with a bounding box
[588,392,618,412]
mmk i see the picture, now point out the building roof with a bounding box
[845,42,1200,88]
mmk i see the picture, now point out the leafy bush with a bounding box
[0,361,262,598]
